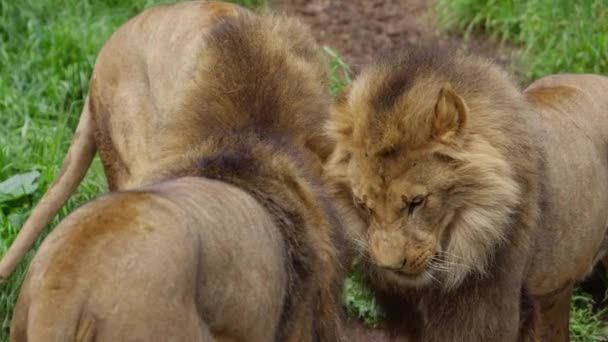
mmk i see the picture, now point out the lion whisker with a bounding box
[431,256,473,272]
[425,271,440,284]
[427,263,454,276]
[439,260,473,270]
[428,263,452,271]
[435,261,472,271]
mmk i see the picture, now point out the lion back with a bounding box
[178,10,331,156]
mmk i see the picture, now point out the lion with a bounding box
[324,45,608,341]
[9,1,346,341]
[0,0,334,281]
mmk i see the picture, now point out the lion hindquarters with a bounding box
[10,191,213,342]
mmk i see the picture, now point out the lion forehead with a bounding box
[348,159,383,194]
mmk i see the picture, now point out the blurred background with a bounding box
[0,0,606,341]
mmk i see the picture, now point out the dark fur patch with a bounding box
[519,287,541,341]
[252,192,316,341]
[370,45,455,114]
[197,15,328,141]
[374,288,422,340]
[197,150,257,177]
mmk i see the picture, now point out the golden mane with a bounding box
[327,48,538,289]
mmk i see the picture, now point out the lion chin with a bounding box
[379,268,436,289]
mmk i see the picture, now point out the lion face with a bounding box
[345,143,460,287]
[326,65,522,290]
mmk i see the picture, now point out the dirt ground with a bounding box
[273,0,514,74]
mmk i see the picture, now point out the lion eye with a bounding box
[410,196,424,208]
[402,195,426,215]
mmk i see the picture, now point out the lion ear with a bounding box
[327,84,354,140]
[433,83,468,139]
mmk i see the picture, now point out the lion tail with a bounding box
[0,98,97,282]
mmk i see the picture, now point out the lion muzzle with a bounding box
[370,230,407,270]
[369,230,434,275]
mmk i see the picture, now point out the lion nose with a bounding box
[370,232,408,270]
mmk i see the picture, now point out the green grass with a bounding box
[434,0,608,82]
[323,47,353,96]
[225,0,266,8]
[342,268,384,328]
[0,0,133,337]
[569,290,608,342]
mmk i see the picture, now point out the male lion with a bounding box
[0,0,334,281]
[324,46,608,341]
[10,1,345,341]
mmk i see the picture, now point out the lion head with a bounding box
[325,50,531,290]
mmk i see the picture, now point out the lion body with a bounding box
[525,74,608,293]
[1,0,334,281]
[325,47,608,341]
[10,1,345,341]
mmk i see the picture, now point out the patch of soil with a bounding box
[272,0,516,74]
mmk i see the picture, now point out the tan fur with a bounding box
[324,46,608,341]
[10,177,341,341]
[0,0,334,281]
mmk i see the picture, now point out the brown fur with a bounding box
[324,45,608,341]
[11,176,344,341]
[0,0,334,281]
